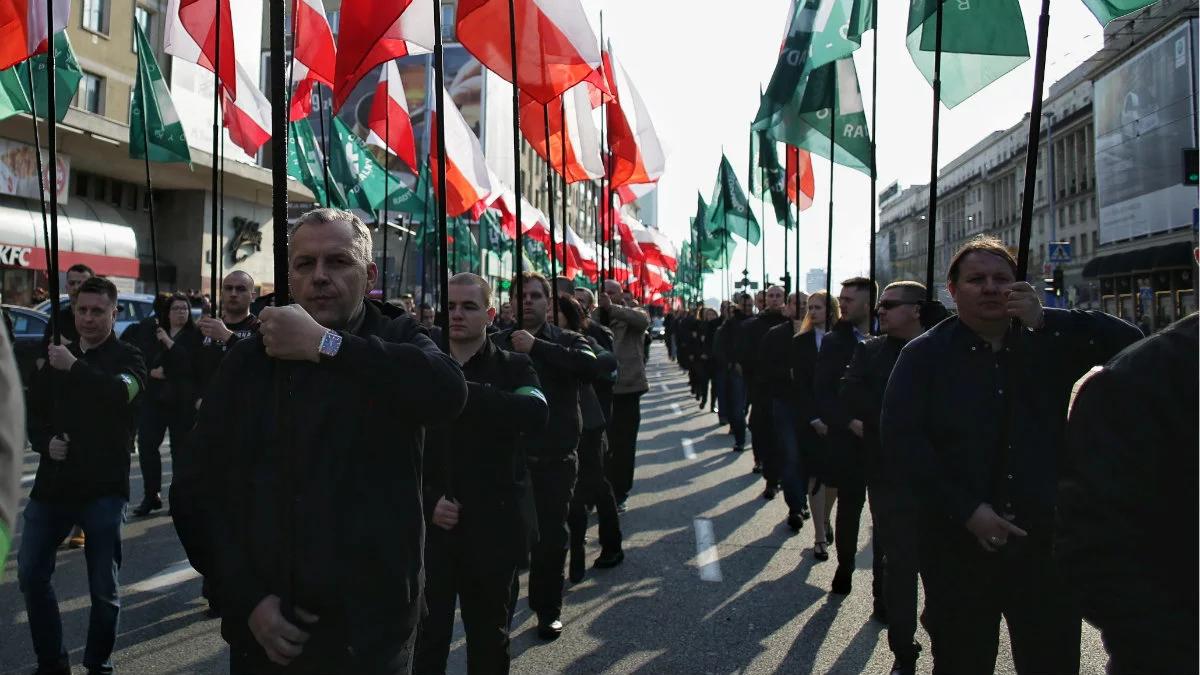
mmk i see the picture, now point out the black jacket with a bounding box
[424,339,546,567]
[1056,313,1197,673]
[840,335,908,480]
[195,300,467,667]
[196,313,261,399]
[491,322,596,457]
[40,306,79,350]
[714,310,749,369]
[28,333,146,503]
[736,310,789,390]
[881,309,1141,538]
[580,333,619,431]
[583,321,616,424]
[761,321,797,399]
[814,320,865,432]
[788,330,822,425]
[122,319,204,410]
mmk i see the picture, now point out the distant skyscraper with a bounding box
[806,268,826,294]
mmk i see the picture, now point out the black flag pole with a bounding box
[270,0,289,306]
[560,101,568,290]
[398,215,412,291]
[783,166,788,294]
[210,0,222,316]
[137,43,161,298]
[868,4,879,331]
[25,64,53,336]
[923,0,945,301]
[544,105,559,323]
[794,147,801,318]
[381,96,390,297]
[825,111,835,332]
[507,0,524,314]
[431,0,451,330]
[44,1,61,343]
[318,85,332,202]
[1016,0,1052,282]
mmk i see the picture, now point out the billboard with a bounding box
[1094,20,1198,244]
[0,138,69,204]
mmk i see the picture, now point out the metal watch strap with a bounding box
[318,330,343,359]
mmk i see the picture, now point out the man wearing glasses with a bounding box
[840,280,928,675]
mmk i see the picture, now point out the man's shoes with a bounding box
[616,501,628,513]
[751,461,763,473]
[786,513,804,532]
[830,565,853,595]
[798,505,811,521]
[732,444,745,452]
[889,646,920,675]
[761,485,776,500]
[569,546,586,583]
[593,549,625,569]
[68,531,85,549]
[132,495,163,517]
[31,663,71,675]
[698,398,707,410]
[872,597,889,624]
[537,616,564,640]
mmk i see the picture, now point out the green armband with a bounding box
[119,373,141,403]
[515,386,547,404]
[0,522,10,572]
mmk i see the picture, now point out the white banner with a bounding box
[0,137,69,204]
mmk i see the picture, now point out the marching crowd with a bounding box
[0,206,1195,675]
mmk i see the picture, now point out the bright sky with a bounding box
[581,0,1106,301]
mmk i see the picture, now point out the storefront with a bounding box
[1083,240,1196,331]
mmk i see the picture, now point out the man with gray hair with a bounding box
[196,208,467,673]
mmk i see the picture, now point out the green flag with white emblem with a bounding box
[0,32,81,123]
[130,22,191,164]
[705,154,761,245]
[1080,0,1157,25]
[287,118,347,207]
[809,0,875,68]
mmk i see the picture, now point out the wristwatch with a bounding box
[317,329,343,360]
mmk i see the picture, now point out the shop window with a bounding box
[82,0,109,34]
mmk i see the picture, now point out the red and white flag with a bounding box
[365,61,418,172]
[604,44,664,188]
[457,0,601,104]
[430,86,495,218]
[288,0,335,122]
[617,215,646,263]
[0,0,68,70]
[165,0,236,96]
[615,182,654,206]
[519,82,603,183]
[632,224,678,272]
[786,145,816,211]
[222,61,271,156]
[560,224,597,280]
[334,0,433,111]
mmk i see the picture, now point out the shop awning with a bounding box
[1082,242,1193,278]
[0,197,138,278]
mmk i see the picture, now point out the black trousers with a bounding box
[527,455,577,620]
[606,392,643,502]
[870,483,920,663]
[168,477,214,578]
[748,389,779,485]
[230,616,416,675]
[414,533,518,675]
[568,428,622,553]
[918,526,1081,674]
[136,400,193,498]
[833,441,882,592]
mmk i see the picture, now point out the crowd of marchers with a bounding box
[1,207,655,675]
[0,208,1195,675]
[660,235,1197,675]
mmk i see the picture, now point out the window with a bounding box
[1092,231,1099,251]
[82,0,109,34]
[1037,215,1044,236]
[441,3,456,42]
[74,171,90,198]
[110,181,123,207]
[1069,235,1076,254]
[78,72,105,114]
[133,6,152,51]
[1080,233,1088,256]
[1068,203,1076,224]
[91,175,108,200]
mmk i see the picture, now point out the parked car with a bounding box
[35,292,156,339]
[650,317,666,341]
[3,304,49,395]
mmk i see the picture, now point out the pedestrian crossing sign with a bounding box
[1048,241,1072,264]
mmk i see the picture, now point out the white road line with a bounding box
[682,438,696,460]
[660,383,670,393]
[125,560,200,594]
[21,473,36,487]
[693,518,723,582]
[670,402,682,416]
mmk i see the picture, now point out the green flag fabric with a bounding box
[748,125,761,197]
[809,0,875,68]
[759,135,796,229]
[1080,0,1157,25]
[693,194,736,270]
[130,22,191,164]
[906,0,1030,109]
[706,154,761,246]
[287,119,347,207]
[0,70,29,121]
[0,32,81,122]
[330,117,420,216]
[757,0,820,128]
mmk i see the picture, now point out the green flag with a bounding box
[760,135,796,229]
[17,32,81,123]
[748,125,761,196]
[809,0,875,68]
[1080,0,1157,25]
[130,22,191,164]
[705,154,761,245]
[0,70,30,121]
[287,119,347,207]
[906,0,1030,109]
[329,116,406,214]
[757,0,820,128]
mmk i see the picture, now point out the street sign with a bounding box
[1048,241,1072,264]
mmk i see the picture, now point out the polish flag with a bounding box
[365,61,418,172]
[615,182,654,206]
[288,0,336,121]
[786,145,816,211]
[430,85,495,217]
[0,0,69,70]
[617,215,646,263]
[560,225,597,280]
[334,0,433,111]
[222,61,271,156]
[457,0,601,104]
[604,44,664,188]
[519,82,603,183]
[165,0,236,96]
[609,258,632,284]
[632,225,678,272]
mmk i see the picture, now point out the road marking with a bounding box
[126,560,200,594]
[682,438,696,460]
[660,383,669,393]
[693,518,723,582]
[670,402,681,416]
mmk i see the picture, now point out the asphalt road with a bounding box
[1,342,1108,674]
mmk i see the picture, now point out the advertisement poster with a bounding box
[0,138,69,204]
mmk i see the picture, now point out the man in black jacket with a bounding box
[761,292,806,528]
[492,272,596,640]
[715,293,753,449]
[816,276,876,595]
[736,286,789,489]
[840,280,926,673]
[195,270,260,397]
[1057,313,1197,674]
[414,274,547,675]
[39,263,93,352]
[196,209,467,674]
[882,236,1141,674]
[21,276,147,675]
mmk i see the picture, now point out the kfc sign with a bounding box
[0,244,32,267]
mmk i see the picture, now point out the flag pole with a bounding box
[398,215,412,290]
[318,86,332,203]
[825,113,835,332]
[45,3,61,343]
[270,0,289,305]
[25,64,54,334]
[782,163,788,294]
[1015,0,1052,282]
[507,0,524,311]
[210,0,221,316]
[923,0,945,301]
[137,42,161,298]
[868,4,879,332]
[794,147,801,318]
[431,0,451,330]
[382,90,390,298]
[544,105,559,323]
[560,101,568,287]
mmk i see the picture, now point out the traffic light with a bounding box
[1053,268,1064,297]
[498,278,511,292]
[1185,148,1198,186]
